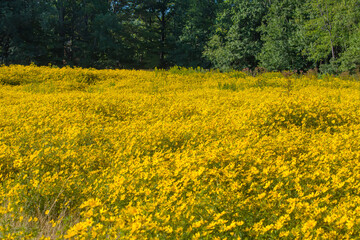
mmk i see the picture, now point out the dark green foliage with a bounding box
[204,0,269,71]
[258,0,310,71]
[169,0,219,68]
[1,0,360,73]
[0,0,52,64]
[339,29,360,73]
[299,0,360,73]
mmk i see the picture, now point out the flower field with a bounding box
[2,65,360,239]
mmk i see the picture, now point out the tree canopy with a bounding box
[1,0,359,73]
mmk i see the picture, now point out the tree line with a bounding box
[1,0,359,73]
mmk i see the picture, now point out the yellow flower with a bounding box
[64,218,94,239]
[302,220,317,233]
[80,198,102,209]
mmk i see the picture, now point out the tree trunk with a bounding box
[1,35,10,65]
[159,9,166,68]
[58,2,66,63]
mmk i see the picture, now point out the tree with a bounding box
[204,0,270,71]
[49,0,128,67]
[258,0,310,71]
[298,0,360,73]
[336,0,360,72]
[339,26,360,73]
[169,0,220,68]
[302,0,338,67]
[131,0,176,68]
[0,0,52,65]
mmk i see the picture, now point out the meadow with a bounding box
[1,65,360,239]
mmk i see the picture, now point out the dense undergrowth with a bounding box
[1,65,360,239]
